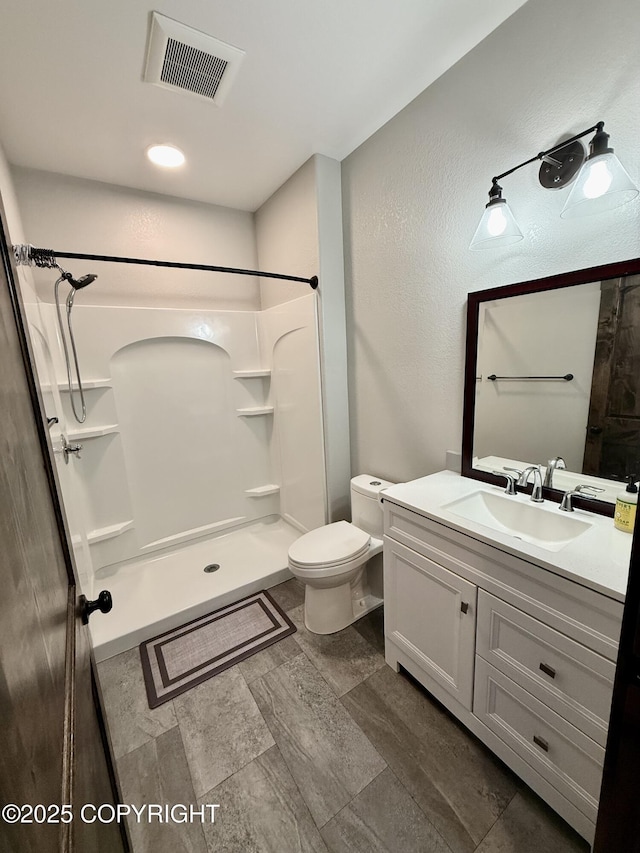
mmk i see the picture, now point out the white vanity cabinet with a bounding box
[384,540,477,710]
[383,497,624,846]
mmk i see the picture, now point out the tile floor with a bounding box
[97,578,591,853]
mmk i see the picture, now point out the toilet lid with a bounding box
[289,521,371,567]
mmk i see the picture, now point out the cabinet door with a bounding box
[385,540,477,709]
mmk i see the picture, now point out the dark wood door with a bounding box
[594,522,640,852]
[0,199,126,852]
[583,275,640,480]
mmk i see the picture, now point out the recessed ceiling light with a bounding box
[146,144,186,168]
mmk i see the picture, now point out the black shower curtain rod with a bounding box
[13,245,319,289]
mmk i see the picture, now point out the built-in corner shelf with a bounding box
[42,378,112,392]
[66,378,112,390]
[237,406,274,417]
[245,484,280,497]
[87,519,134,545]
[66,424,119,440]
[233,369,271,379]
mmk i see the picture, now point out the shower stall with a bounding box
[20,250,327,661]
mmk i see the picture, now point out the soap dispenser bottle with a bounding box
[614,476,638,533]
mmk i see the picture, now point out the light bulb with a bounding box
[582,160,613,199]
[469,197,523,250]
[486,206,508,237]
[146,144,186,168]
[561,150,639,218]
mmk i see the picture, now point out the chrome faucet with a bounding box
[526,466,544,503]
[504,465,536,486]
[559,484,604,512]
[502,465,543,501]
[544,456,566,488]
[493,470,518,495]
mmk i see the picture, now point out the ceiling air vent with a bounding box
[144,12,245,105]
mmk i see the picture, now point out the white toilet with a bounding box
[288,475,394,634]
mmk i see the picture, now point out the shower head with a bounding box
[62,272,97,312]
[63,271,97,289]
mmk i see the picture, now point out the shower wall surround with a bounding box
[31,293,325,590]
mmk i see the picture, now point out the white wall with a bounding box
[12,167,259,310]
[0,145,24,242]
[260,295,326,533]
[255,157,319,310]
[315,155,352,519]
[342,0,640,485]
[0,144,38,303]
[256,154,352,520]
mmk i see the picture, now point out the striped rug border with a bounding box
[140,589,296,708]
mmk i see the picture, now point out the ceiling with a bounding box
[0,0,528,211]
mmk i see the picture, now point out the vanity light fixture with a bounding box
[561,124,639,218]
[470,122,638,249]
[469,181,524,249]
[146,143,186,168]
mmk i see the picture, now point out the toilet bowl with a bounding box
[288,475,394,634]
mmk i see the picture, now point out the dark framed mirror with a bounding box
[462,257,640,517]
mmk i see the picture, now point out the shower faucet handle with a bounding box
[61,434,83,463]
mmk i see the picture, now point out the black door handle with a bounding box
[80,590,113,624]
[589,426,603,435]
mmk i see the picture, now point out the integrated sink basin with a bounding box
[442,489,593,552]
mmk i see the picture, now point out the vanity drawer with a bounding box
[384,500,623,660]
[474,657,604,821]
[477,591,615,746]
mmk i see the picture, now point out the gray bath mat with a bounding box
[140,590,296,708]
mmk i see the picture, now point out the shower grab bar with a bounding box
[13,244,319,290]
[487,373,574,381]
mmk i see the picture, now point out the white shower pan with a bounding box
[90,516,300,661]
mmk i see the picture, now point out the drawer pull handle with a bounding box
[539,662,556,679]
[460,601,469,614]
[533,735,549,752]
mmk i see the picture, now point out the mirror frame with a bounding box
[462,256,640,517]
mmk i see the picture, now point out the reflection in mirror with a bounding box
[462,259,640,512]
[475,283,599,471]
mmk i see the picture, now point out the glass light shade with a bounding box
[469,199,524,250]
[146,144,186,168]
[560,152,638,218]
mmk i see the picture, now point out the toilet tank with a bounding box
[350,475,395,538]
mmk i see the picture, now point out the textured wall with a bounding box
[0,142,39,303]
[12,167,259,310]
[255,157,319,310]
[342,0,640,484]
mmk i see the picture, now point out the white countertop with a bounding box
[383,470,632,603]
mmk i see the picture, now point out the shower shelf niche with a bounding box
[66,424,119,440]
[87,520,134,545]
[236,406,274,417]
[233,369,271,379]
[41,378,112,391]
[245,484,280,497]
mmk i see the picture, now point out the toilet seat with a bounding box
[288,521,371,569]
